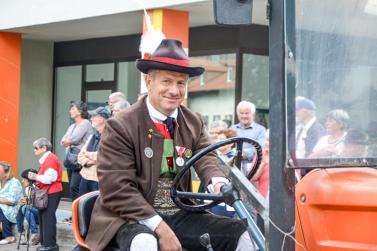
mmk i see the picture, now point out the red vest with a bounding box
[36,153,63,194]
[153,122,171,139]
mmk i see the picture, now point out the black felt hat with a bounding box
[21,169,38,181]
[136,39,204,77]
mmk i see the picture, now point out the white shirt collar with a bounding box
[39,151,51,164]
[146,96,178,123]
[303,117,316,131]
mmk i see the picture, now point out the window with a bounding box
[85,63,115,82]
[213,114,221,122]
[223,114,233,128]
[242,54,269,127]
[53,61,140,162]
[242,54,269,110]
[188,54,236,130]
[291,1,377,167]
[53,66,82,162]
[227,66,233,82]
[118,62,141,104]
[200,72,206,86]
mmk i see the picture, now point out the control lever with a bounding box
[199,233,214,251]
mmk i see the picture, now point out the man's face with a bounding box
[209,127,222,143]
[33,145,46,157]
[145,70,188,116]
[296,108,306,124]
[237,107,254,127]
[91,115,105,130]
[108,96,121,112]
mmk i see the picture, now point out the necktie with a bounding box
[163,117,175,139]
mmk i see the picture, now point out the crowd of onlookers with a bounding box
[61,92,129,224]
[295,96,369,175]
[0,92,130,250]
[206,101,269,235]
[0,138,63,250]
[0,95,268,248]
[0,91,370,249]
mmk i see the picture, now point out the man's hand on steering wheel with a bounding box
[171,137,263,212]
[214,182,226,193]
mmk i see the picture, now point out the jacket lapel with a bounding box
[140,100,164,187]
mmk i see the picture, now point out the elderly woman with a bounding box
[28,138,63,251]
[216,129,237,163]
[310,109,349,158]
[61,101,92,204]
[0,161,23,245]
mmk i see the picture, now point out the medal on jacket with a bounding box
[144,147,154,158]
[184,149,192,159]
[175,146,186,166]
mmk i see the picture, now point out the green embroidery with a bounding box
[160,139,176,178]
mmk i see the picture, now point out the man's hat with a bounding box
[296,98,316,111]
[89,106,111,119]
[21,169,38,181]
[136,39,204,77]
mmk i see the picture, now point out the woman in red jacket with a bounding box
[28,138,63,251]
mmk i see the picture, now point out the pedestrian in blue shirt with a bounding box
[231,101,266,176]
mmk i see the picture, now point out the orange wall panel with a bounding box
[162,9,189,48]
[143,9,189,48]
[0,32,22,175]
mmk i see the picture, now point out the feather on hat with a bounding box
[137,13,204,77]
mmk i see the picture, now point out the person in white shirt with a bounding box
[295,97,325,159]
[310,109,349,158]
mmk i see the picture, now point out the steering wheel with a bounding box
[171,137,263,212]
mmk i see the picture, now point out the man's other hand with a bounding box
[214,182,225,193]
[155,221,182,251]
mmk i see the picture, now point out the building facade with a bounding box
[0,0,269,195]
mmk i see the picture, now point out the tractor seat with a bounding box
[78,191,99,237]
[72,190,99,249]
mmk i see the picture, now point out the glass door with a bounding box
[84,63,117,109]
[86,89,113,110]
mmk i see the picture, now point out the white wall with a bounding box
[0,0,205,30]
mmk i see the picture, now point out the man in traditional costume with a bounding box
[85,39,255,251]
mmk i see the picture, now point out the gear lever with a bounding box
[200,233,214,251]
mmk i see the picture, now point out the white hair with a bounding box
[109,92,126,101]
[237,101,256,113]
[210,120,228,130]
[33,137,52,151]
[114,100,130,111]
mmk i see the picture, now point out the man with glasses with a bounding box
[107,92,126,115]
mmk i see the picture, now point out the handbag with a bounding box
[32,186,50,210]
[64,146,81,171]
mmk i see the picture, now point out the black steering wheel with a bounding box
[171,137,263,212]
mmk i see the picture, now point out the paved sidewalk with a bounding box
[0,200,75,251]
